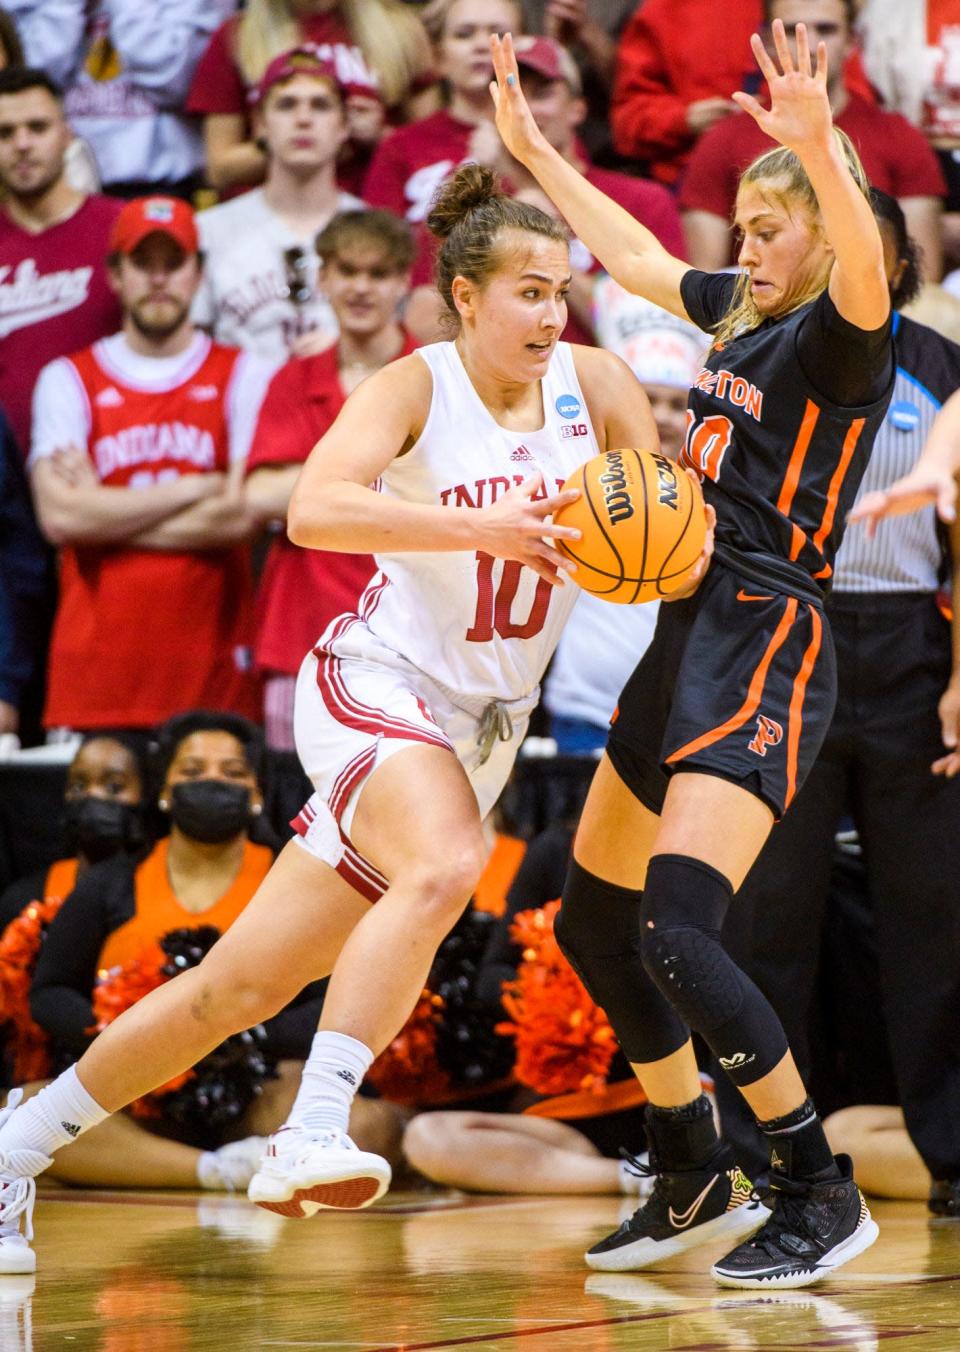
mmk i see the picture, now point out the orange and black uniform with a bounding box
[608,271,893,819]
[29,842,325,1065]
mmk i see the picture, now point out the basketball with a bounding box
[553,448,707,604]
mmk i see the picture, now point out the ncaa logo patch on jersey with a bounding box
[556,394,581,419]
[889,399,921,432]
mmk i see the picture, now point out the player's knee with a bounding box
[639,854,736,1028]
[554,857,641,964]
[403,841,487,924]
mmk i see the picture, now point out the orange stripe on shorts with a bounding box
[666,597,799,765]
[784,604,823,809]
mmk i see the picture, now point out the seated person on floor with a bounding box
[5,711,402,1192]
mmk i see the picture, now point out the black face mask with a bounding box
[168,780,253,844]
[62,797,145,863]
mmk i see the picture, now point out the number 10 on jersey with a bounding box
[466,552,552,642]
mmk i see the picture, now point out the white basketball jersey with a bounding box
[357,340,602,703]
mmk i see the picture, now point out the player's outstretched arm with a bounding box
[287,356,581,586]
[489,33,690,322]
[848,387,960,534]
[733,19,888,332]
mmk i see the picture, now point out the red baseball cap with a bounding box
[110,196,199,256]
[250,43,382,107]
[513,36,581,93]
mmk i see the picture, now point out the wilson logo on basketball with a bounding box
[599,450,634,525]
[748,714,783,757]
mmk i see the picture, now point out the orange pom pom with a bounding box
[496,900,618,1098]
[367,989,450,1105]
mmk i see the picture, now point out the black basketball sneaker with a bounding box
[585,1145,766,1271]
[711,1154,878,1289]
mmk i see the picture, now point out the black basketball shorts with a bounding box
[607,562,837,820]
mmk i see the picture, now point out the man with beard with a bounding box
[0,68,123,461]
[28,196,276,734]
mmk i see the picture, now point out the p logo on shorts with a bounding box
[748,714,783,758]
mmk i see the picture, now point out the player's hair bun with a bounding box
[427,164,500,239]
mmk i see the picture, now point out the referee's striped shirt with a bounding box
[835,312,960,594]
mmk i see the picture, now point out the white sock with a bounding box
[286,1031,374,1136]
[0,1067,110,1165]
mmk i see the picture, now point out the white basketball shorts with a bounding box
[290,616,530,901]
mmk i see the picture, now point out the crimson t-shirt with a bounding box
[363,109,475,222]
[680,95,947,259]
[246,338,418,675]
[0,195,123,457]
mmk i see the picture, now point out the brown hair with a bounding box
[427,164,568,326]
[714,127,870,345]
[316,209,416,272]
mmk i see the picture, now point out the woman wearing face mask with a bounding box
[15,712,403,1194]
[0,735,146,933]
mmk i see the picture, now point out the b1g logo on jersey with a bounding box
[556,394,581,419]
[560,422,588,439]
[748,714,783,757]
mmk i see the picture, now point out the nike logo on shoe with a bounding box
[668,1175,718,1229]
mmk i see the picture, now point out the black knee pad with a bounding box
[640,854,788,1085]
[555,859,688,1064]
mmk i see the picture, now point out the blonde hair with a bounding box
[236,0,433,108]
[713,127,871,346]
[419,0,523,44]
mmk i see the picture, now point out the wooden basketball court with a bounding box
[4,1190,957,1349]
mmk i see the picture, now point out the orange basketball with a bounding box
[553,449,707,604]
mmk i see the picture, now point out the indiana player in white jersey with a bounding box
[0,164,708,1269]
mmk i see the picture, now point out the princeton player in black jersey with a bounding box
[491,21,893,1288]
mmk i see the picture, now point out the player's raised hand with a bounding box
[847,467,958,538]
[478,472,580,586]
[489,33,548,168]
[733,19,832,155]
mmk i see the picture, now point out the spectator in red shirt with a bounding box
[187,0,433,196]
[405,36,686,345]
[0,68,123,459]
[28,197,277,734]
[245,209,417,752]
[364,0,524,222]
[859,0,960,267]
[680,0,947,278]
[611,0,761,188]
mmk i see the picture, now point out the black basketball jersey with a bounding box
[679,270,893,587]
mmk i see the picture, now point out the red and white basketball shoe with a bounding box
[247,1125,391,1217]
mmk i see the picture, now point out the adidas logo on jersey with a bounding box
[95,386,124,408]
[188,384,219,402]
[510,445,533,462]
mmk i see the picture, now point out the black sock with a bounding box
[758,1097,839,1181]
[646,1094,721,1171]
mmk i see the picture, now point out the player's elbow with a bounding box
[286,493,331,549]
